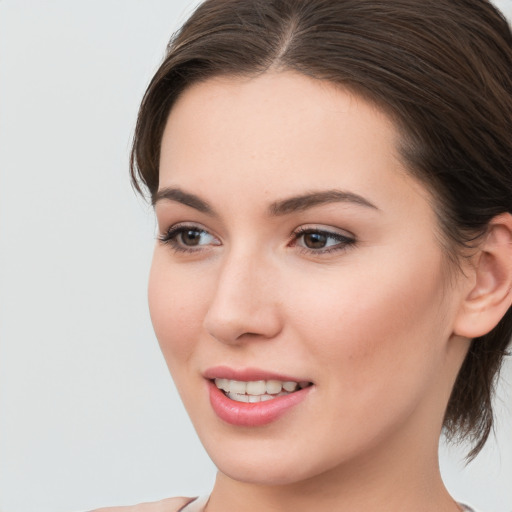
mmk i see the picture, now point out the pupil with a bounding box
[305,232,327,249]
[182,230,201,246]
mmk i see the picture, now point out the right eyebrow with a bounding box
[152,187,217,216]
[268,189,379,216]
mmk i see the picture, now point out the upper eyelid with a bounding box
[159,223,354,236]
[292,225,355,239]
[290,226,357,251]
[163,224,213,237]
[160,221,212,235]
[158,224,220,253]
[159,223,355,246]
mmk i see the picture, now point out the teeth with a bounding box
[215,378,310,401]
[283,381,298,392]
[227,391,281,403]
[246,380,266,395]
[266,380,283,394]
[215,378,229,391]
[227,392,249,403]
[229,380,247,394]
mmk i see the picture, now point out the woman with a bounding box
[95,0,512,510]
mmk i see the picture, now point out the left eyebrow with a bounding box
[152,186,216,216]
[268,190,379,216]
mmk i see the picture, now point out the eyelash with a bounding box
[290,227,356,254]
[158,224,356,255]
[158,224,218,253]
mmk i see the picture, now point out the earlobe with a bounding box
[454,213,512,339]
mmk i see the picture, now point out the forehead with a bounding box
[158,71,432,217]
[162,72,397,152]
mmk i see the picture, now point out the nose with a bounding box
[203,250,283,345]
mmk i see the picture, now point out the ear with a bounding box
[454,213,512,339]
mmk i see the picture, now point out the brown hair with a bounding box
[130,0,512,458]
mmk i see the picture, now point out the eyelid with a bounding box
[290,225,356,254]
[293,224,355,238]
[158,222,221,252]
[158,222,355,256]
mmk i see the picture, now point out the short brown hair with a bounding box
[131,0,512,458]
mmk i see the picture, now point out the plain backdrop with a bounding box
[0,1,511,511]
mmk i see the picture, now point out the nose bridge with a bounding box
[203,244,281,344]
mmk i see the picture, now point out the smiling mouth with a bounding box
[213,378,312,403]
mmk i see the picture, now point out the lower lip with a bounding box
[207,380,311,427]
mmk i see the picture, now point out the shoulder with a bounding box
[89,496,193,512]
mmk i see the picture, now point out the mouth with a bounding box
[204,367,314,426]
[213,378,312,403]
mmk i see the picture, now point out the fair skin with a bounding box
[144,72,512,512]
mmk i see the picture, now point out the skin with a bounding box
[149,72,474,512]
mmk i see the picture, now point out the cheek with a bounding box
[148,253,209,370]
[290,248,449,396]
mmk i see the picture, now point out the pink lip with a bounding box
[203,366,309,383]
[204,366,313,427]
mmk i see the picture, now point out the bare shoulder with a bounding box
[90,496,193,512]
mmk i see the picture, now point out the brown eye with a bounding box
[303,232,328,249]
[159,225,219,252]
[294,228,356,253]
[180,229,203,246]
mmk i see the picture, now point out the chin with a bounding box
[214,457,315,486]
[200,433,344,487]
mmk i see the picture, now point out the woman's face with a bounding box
[150,72,468,485]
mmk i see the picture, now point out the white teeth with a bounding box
[214,377,311,401]
[227,392,249,403]
[246,380,266,395]
[266,380,283,394]
[227,392,280,403]
[283,381,298,392]
[229,380,247,394]
[215,378,229,391]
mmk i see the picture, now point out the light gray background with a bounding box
[0,1,511,511]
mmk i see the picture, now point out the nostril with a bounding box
[203,306,283,345]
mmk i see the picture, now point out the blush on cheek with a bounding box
[348,273,447,398]
[148,273,193,358]
[303,249,446,397]
[150,301,197,361]
[149,269,219,378]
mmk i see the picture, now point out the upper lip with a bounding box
[203,365,311,383]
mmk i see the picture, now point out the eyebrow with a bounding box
[153,187,216,215]
[269,190,378,215]
[153,187,378,216]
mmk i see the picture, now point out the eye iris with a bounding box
[181,229,202,246]
[304,232,327,249]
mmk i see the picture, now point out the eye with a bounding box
[292,227,355,254]
[158,224,220,252]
